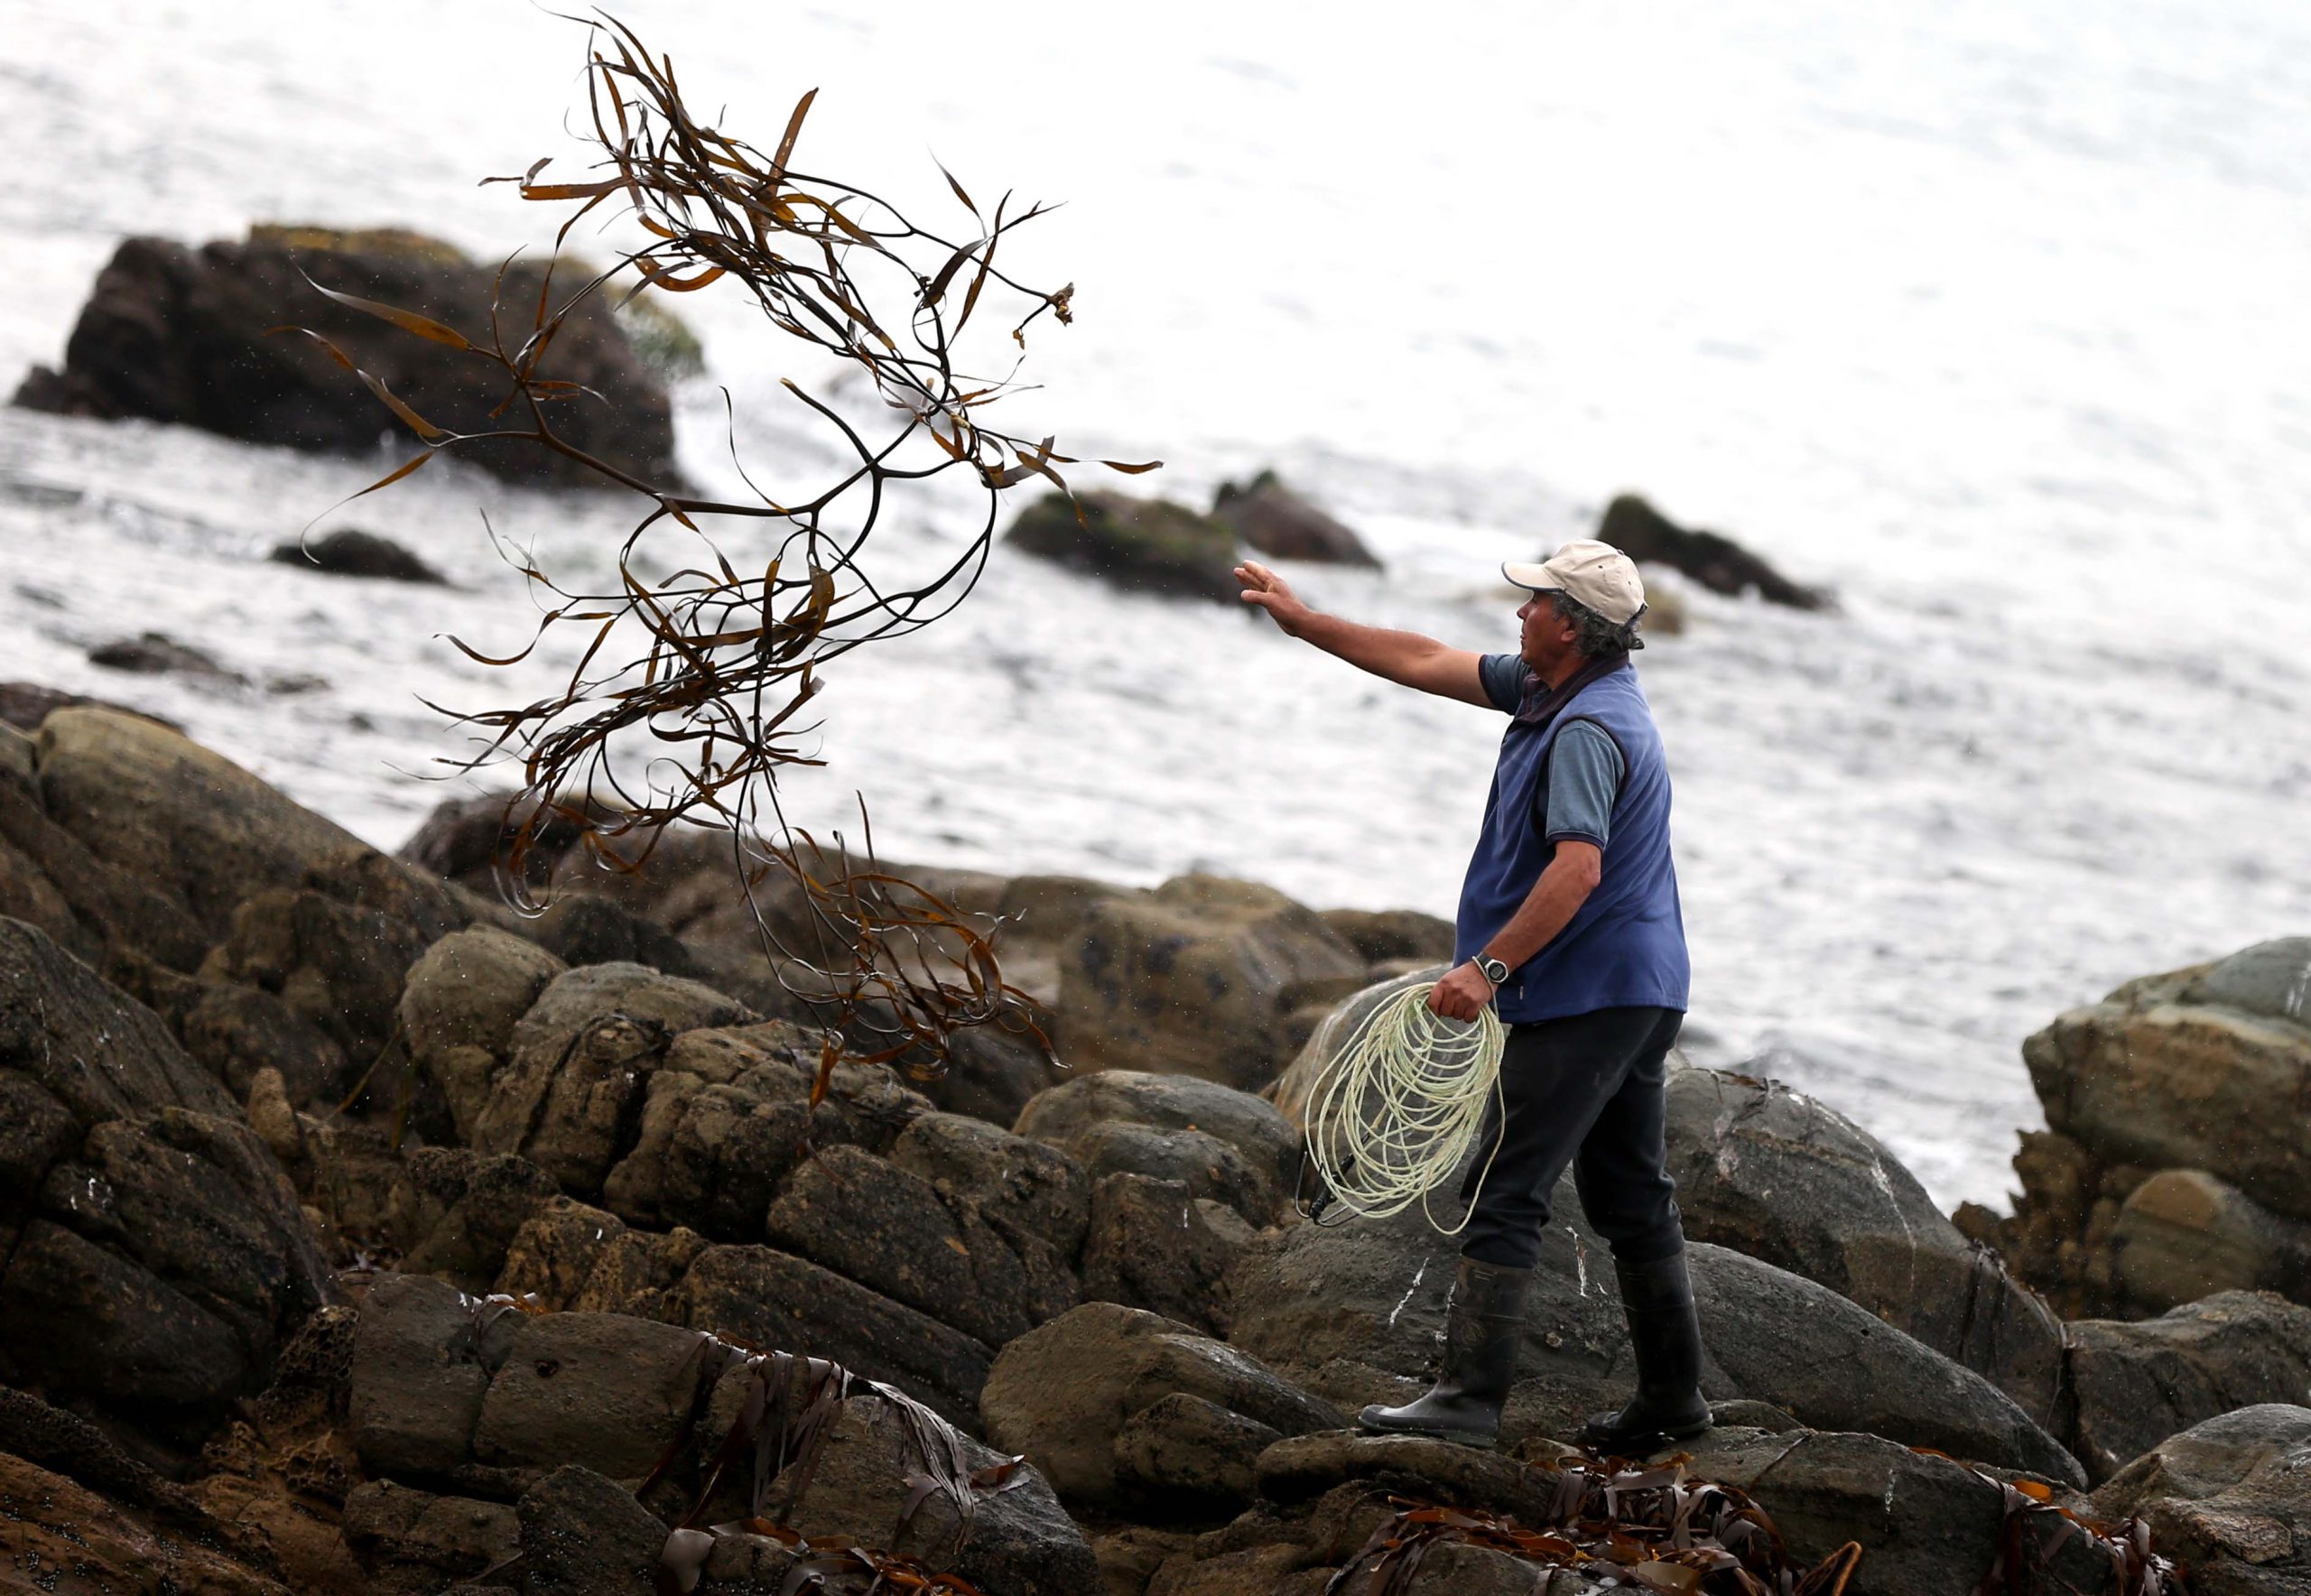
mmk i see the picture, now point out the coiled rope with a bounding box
[1302,982,1508,1232]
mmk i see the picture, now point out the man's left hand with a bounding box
[1427,961,1496,1023]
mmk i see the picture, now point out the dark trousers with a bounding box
[1458,1006,1687,1271]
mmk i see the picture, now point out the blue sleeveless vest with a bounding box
[1452,660,1690,1022]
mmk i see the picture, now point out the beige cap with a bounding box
[1502,539,1647,626]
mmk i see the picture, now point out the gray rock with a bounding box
[673,1243,992,1428]
[1678,1428,2111,1596]
[1661,1062,2065,1425]
[0,762,209,970]
[342,1478,522,1596]
[270,527,448,585]
[1069,1121,1277,1227]
[1016,1068,1300,1214]
[2186,938,2311,1028]
[2091,1403,2311,1595]
[180,978,351,1107]
[473,963,755,1196]
[1081,1174,1253,1336]
[400,927,568,1145]
[0,914,235,1124]
[474,1312,707,1480]
[768,1391,1100,1596]
[2112,1169,2311,1312]
[887,1110,1091,1257]
[88,630,246,682]
[516,1466,666,1596]
[1254,1431,1564,1521]
[1052,875,1362,1089]
[2065,1292,2311,1483]
[1312,908,1454,965]
[388,1146,563,1291]
[1005,489,1242,605]
[349,1274,492,1481]
[980,1301,1344,1511]
[1209,472,1380,568]
[1597,494,1829,610]
[1113,1393,1280,1509]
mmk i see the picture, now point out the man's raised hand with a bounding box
[1236,561,1310,636]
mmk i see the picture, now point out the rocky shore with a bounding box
[2,695,2306,1595]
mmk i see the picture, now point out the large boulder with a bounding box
[2092,1404,2311,1596]
[2064,1292,2311,1483]
[0,744,208,971]
[1004,490,1240,604]
[14,228,675,487]
[1053,875,1362,1090]
[2111,1169,2311,1312]
[2025,939,2311,1223]
[0,919,330,1437]
[1661,1062,2065,1424]
[1596,494,1828,609]
[1016,1068,1302,1222]
[767,1390,1100,1596]
[980,1301,1344,1512]
[1226,1177,2081,1481]
[33,707,373,935]
[1209,471,1380,567]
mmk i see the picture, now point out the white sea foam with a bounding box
[2,0,2306,1209]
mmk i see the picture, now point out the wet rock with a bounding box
[1596,494,1828,609]
[180,978,353,1106]
[532,892,704,979]
[980,1301,1343,1511]
[1254,1431,1562,1521]
[1005,489,1242,604]
[1661,1061,2065,1424]
[34,706,374,934]
[348,1274,492,1481]
[1053,875,1362,1090]
[673,1243,993,1427]
[1072,1122,1279,1228]
[1268,965,1442,1131]
[343,1478,522,1595]
[388,1146,563,1290]
[0,758,209,970]
[16,229,675,487]
[1081,1174,1255,1335]
[400,926,569,1144]
[474,1312,707,1480]
[766,1142,1074,1348]
[494,1197,707,1314]
[1114,1392,1283,1508]
[269,526,448,584]
[1016,1068,1301,1218]
[515,1465,668,1596]
[2091,1403,2311,1595]
[0,679,181,733]
[2065,1292,2311,1483]
[1313,907,1454,964]
[908,1018,1063,1128]
[887,1110,1092,1257]
[1209,471,1380,567]
[2111,1169,2311,1312]
[2025,940,2311,1223]
[767,1390,1099,1596]
[88,629,248,682]
[1677,1428,2111,1596]
[0,1452,289,1595]
[472,962,755,1197]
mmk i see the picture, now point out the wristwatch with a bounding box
[1472,952,1509,988]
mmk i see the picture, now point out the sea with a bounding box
[3,0,2306,1208]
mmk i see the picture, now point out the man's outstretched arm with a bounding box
[1235,561,1493,708]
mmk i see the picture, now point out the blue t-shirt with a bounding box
[1478,653,1625,846]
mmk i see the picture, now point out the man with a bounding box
[1235,539,1703,1452]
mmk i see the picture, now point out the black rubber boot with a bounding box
[1580,1250,1713,1454]
[1358,1257,1530,1448]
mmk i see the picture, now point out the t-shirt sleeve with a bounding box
[1477,653,1529,714]
[1540,719,1626,847]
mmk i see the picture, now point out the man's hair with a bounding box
[1548,589,1646,655]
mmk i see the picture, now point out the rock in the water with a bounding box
[979,1301,1344,1512]
[401,926,569,1145]
[1054,875,1362,1089]
[0,680,181,734]
[1209,472,1380,568]
[2025,941,2311,1223]
[1660,1061,2065,1425]
[1016,1068,1302,1223]
[269,527,447,584]
[767,1391,1100,1596]
[1596,494,1828,609]
[2112,1169,2311,1312]
[515,1465,668,1596]
[1005,490,1241,604]
[2091,1403,2311,1595]
[2065,1292,2311,1483]
[88,630,247,682]
[16,229,674,487]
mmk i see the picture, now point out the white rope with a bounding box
[1302,981,1508,1233]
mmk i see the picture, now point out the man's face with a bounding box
[1517,592,1576,671]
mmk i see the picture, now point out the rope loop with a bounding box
[1302,981,1507,1233]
